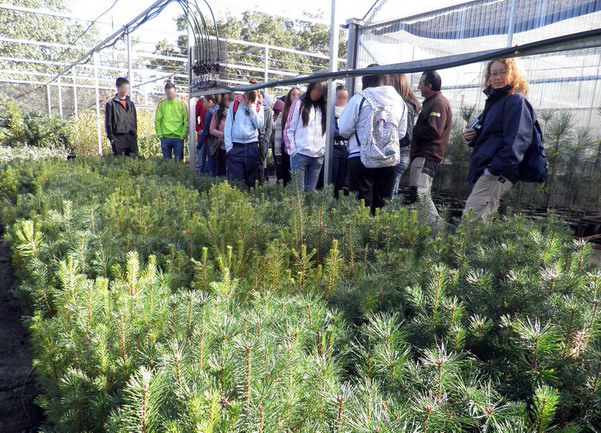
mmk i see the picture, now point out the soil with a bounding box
[0,226,43,432]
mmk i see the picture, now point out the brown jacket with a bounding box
[411,92,452,162]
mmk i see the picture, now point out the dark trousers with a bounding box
[316,165,324,190]
[333,146,349,198]
[347,157,395,215]
[227,142,260,188]
[258,143,269,184]
[212,148,227,177]
[113,133,138,156]
[275,152,291,186]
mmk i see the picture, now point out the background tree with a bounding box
[0,0,93,112]
[149,39,184,74]
[162,11,347,88]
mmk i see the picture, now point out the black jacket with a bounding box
[467,86,534,184]
[400,100,418,148]
[105,95,137,141]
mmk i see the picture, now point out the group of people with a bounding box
[104,57,540,223]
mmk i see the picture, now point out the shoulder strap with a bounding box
[354,97,366,147]
[232,99,240,122]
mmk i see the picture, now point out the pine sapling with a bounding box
[531,385,559,433]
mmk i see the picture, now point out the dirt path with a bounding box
[0,227,43,432]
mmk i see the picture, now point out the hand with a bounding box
[275,156,282,165]
[463,128,477,142]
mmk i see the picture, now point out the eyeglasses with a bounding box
[490,70,508,78]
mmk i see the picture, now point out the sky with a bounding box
[68,0,463,46]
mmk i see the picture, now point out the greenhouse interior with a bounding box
[1,0,601,432]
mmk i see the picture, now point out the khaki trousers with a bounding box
[464,174,513,221]
[409,157,443,228]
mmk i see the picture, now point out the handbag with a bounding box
[209,136,221,158]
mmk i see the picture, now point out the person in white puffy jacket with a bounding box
[338,71,407,214]
[284,82,327,192]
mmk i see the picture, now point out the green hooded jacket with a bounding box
[155,99,188,140]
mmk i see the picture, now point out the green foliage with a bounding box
[1,99,164,157]
[1,157,600,432]
[0,145,67,166]
[1,98,71,149]
[70,107,162,157]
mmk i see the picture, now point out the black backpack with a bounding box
[518,103,548,183]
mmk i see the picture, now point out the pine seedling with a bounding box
[190,247,214,292]
[11,218,43,264]
[107,367,168,433]
[291,243,317,291]
[530,385,560,433]
[324,239,344,294]
[466,381,526,433]
[354,313,409,387]
[261,238,292,293]
[506,317,562,388]
[421,343,464,400]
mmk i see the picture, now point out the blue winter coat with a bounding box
[467,86,534,184]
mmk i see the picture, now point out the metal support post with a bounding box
[506,0,518,47]
[72,69,78,121]
[94,53,103,155]
[58,79,63,118]
[187,0,196,169]
[345,18,362,96]
[127,27,133,96]
[47,84,52,115]
[324,0,339,186]
[264,47,269,83]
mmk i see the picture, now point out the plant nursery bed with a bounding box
[0,157,600,432]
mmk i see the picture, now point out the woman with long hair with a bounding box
[386,74,421,199]
[284,82,328,192]
[463,58,535,220]
[208,92,233,177]
[274,87,301,185]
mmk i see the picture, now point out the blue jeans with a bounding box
[161,138,184,161]
[197,141,208,173]
[388,149,411,199]
[290,153,324,193]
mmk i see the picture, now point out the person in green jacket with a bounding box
[155,82,188,161]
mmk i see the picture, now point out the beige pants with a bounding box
[464,174,513,221]
[409,157,443,228]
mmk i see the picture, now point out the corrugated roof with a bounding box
[365,0,601,40]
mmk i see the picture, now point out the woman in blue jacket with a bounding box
[463,58,535,220]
